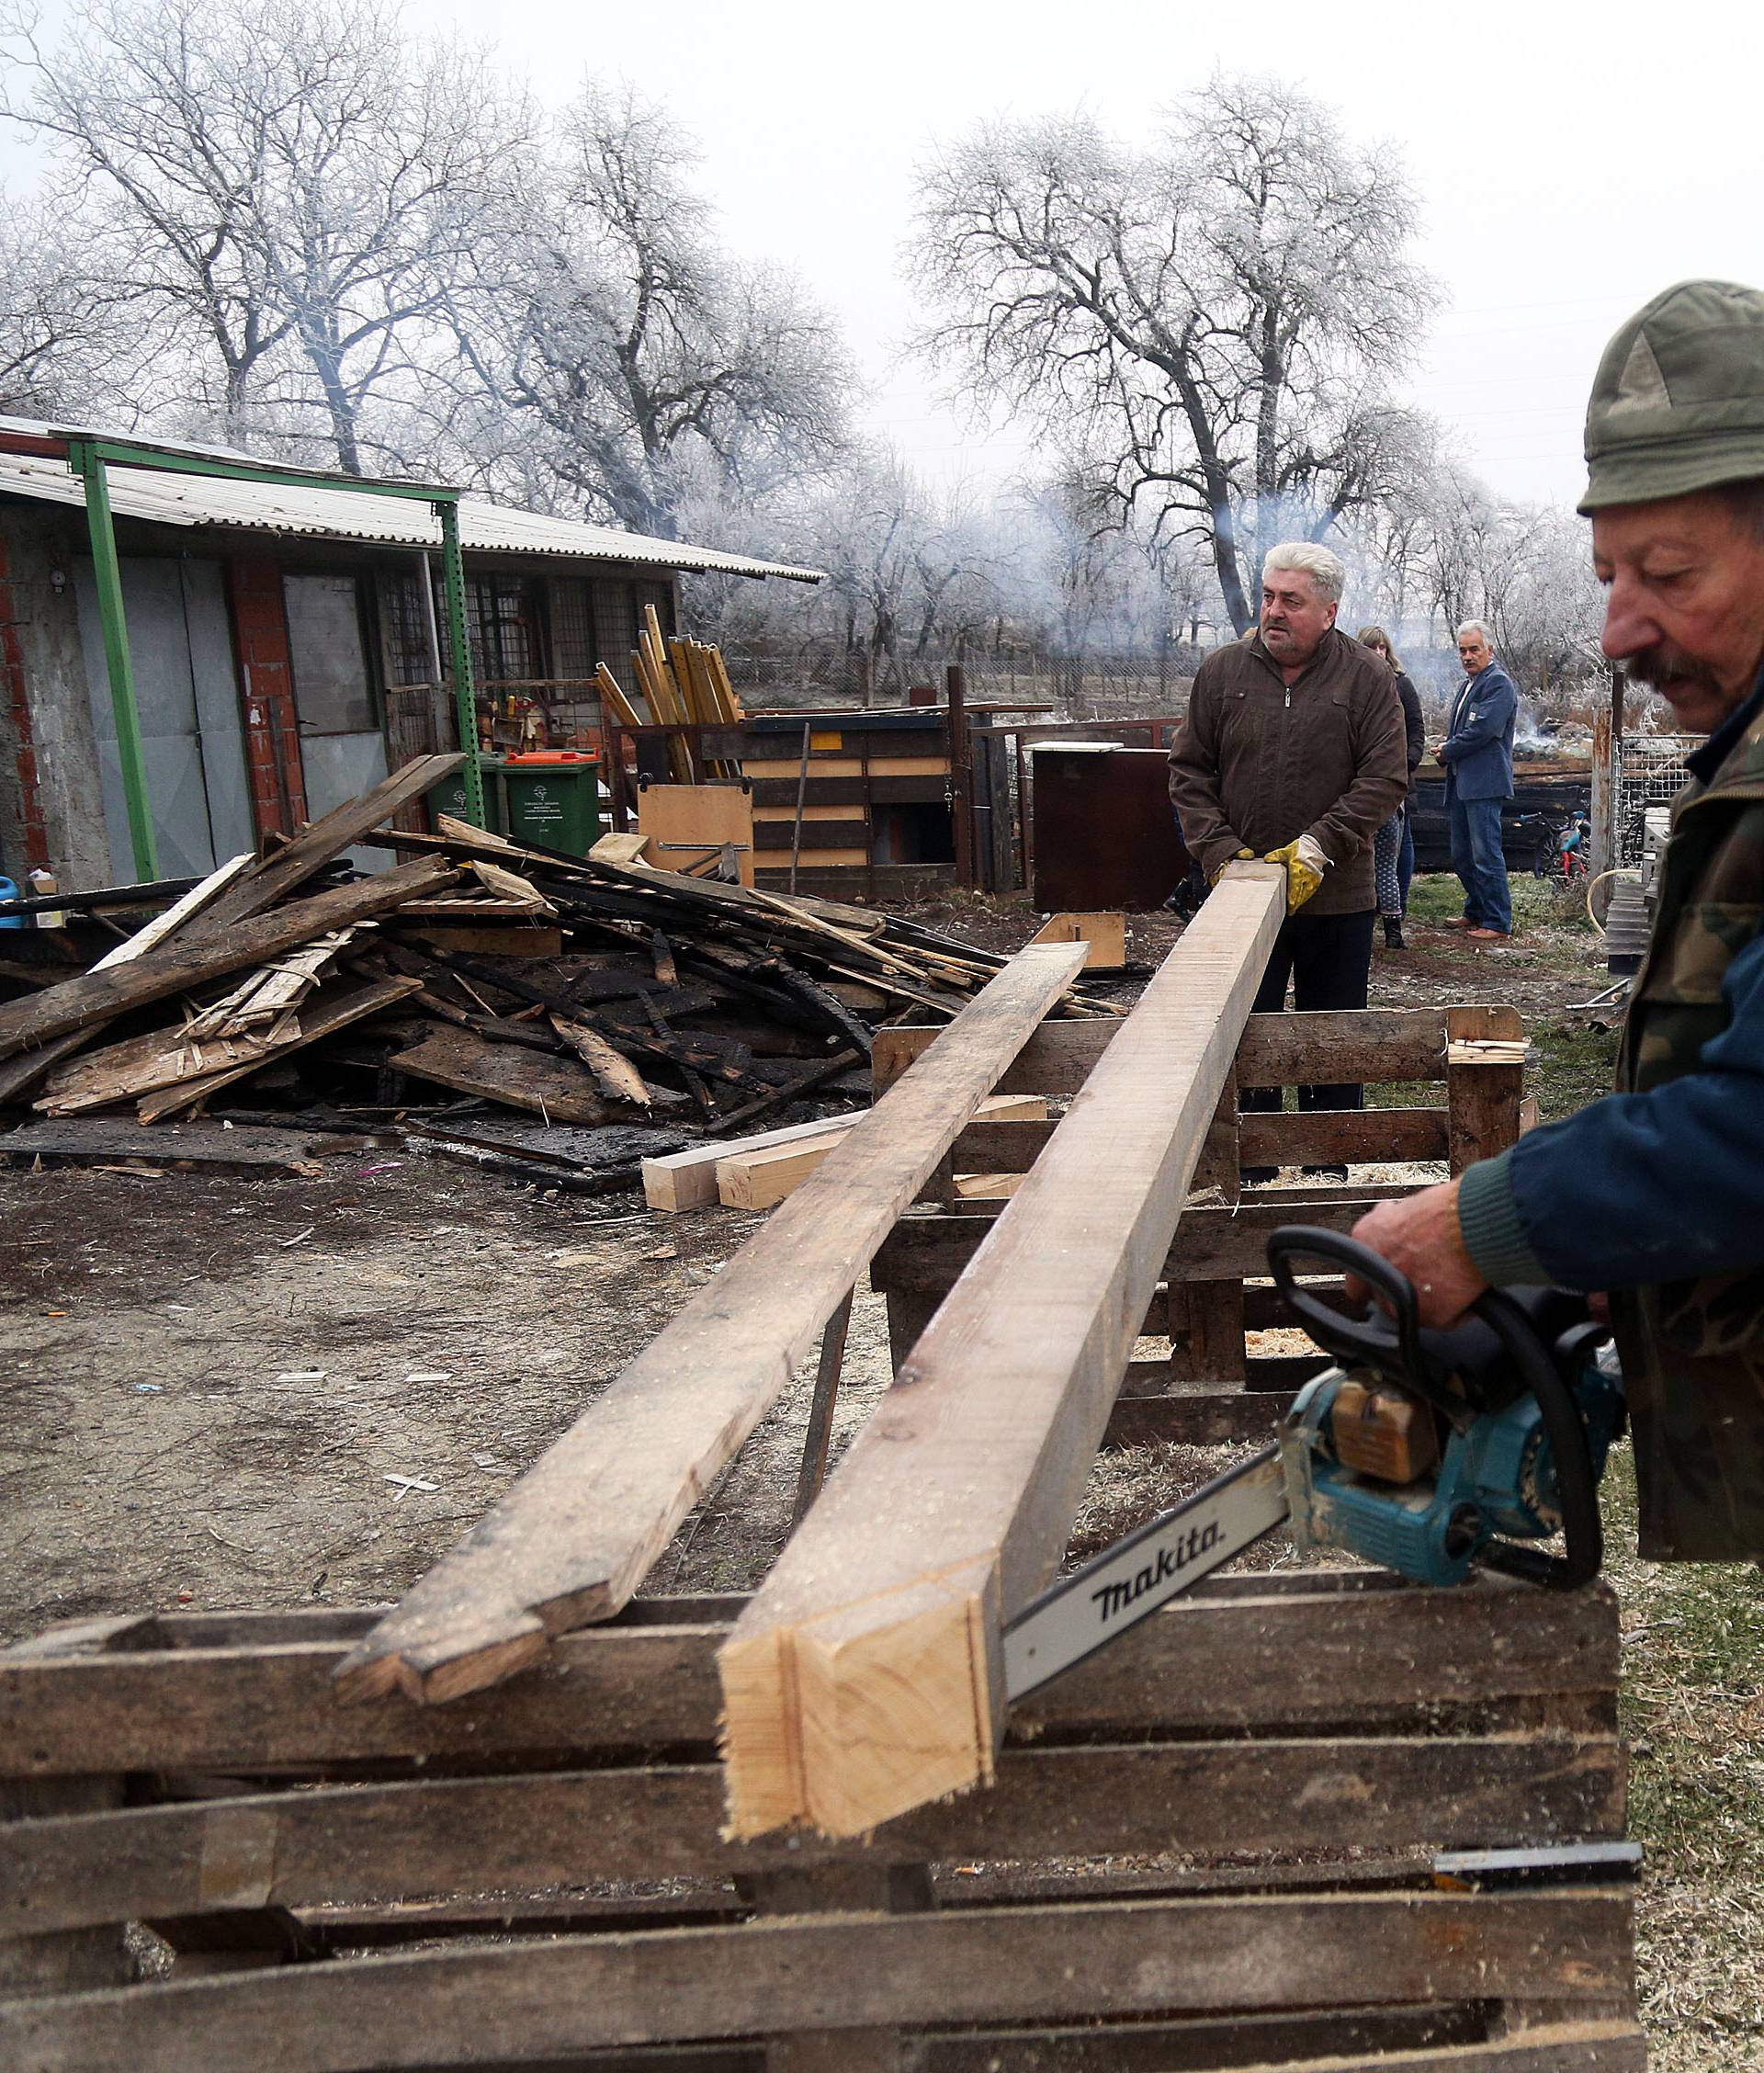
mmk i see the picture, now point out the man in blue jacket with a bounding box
[1351,278,1764,1561]
[1436,622,1518,940]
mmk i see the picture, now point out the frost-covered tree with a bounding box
[911,77,1439,632]
[2,0,530,471]
[445,86,852,535]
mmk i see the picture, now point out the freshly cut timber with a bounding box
[718,863,1287,1840]
[333,939,1089,1706]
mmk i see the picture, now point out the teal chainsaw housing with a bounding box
[1279,1354,1626,1588]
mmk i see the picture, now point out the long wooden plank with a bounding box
[873,1003,1522,1100]
[719,866,1287,1839]
[0,859,458,1062]
[181,754,463,940]
[0,1578,1616,1777]
[331,942,1089,1706]
[0,1889,1633,2069]
[2,1733,1622,1937]
[87,854,254,969]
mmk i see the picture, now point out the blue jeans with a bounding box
[1449,791,1512,934]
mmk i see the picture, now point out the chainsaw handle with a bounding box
[1265,1227,1424,1380]
[1471,1286,1604,1590]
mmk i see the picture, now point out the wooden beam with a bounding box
[181,754,463,940]
[331,941,1088,1706]
[718,865,1286,1839]
[0,858,459,1062]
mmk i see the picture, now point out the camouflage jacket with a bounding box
[1609,701,1764,1558]
[1458,692,1764,1558]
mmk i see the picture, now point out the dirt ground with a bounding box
[0,870,1610,1639]
[12,872,1751,2067]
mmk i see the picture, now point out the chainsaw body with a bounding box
[1281,1346,1625,1587]
[1268,1234,1624,1591]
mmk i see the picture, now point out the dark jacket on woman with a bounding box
[1167,627,1408,916]
[1395,670,1425,790]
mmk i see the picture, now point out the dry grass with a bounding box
[1601,1446,1764,2070]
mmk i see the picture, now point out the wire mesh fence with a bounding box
[1614,734,1696,864]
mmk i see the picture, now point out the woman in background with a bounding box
[1357,627,1426,948]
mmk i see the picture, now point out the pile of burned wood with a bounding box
[0,756,1114,1184]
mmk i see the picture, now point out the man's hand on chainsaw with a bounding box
[1348,1179,1490,1327]
[1264,832,1329,910]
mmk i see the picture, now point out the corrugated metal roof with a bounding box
[0,420,822,584]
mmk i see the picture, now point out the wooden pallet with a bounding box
[870,1000,1528,1448]
[0,1578,1638,2071]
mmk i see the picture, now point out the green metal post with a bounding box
[436,498,485,827]
[74,443,158,878]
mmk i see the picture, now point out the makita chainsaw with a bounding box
[1003,1227,1626,1701]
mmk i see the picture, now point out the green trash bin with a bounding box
[500,752,603,858]
[427,757,509,837]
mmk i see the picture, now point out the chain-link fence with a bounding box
[711,645,1201,714]
[1615,734,1697,864]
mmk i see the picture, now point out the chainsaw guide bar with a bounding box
[1003,1447,1288,1701]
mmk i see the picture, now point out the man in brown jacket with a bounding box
[1169,540,1407,1181]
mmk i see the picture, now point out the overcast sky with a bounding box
[424,0,1761,515]
[10,0,1762,517]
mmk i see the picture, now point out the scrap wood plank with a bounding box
[1,1732,1623,1937]
[0,1119,388,1176]
[88,853,254,970]
[872,1003,1524,1100]
[180,753,463,941]
[0,857,458,1063]
[135,976,424,1122]
[1026,910,1127,970]
[0,1577,1616,1776]
[331,941,1088,1706]
[0,1890,1634,2071]
[719,864,1288,1840]
[388,1025,610,1127]
[34,1015,302,1115]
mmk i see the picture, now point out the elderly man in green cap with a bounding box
[1351,278,1764,1561]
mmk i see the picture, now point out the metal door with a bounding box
[283,574,389,850]
[76,557,255,878]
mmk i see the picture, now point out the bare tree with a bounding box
[910,78,1439,632]
[2,0,530,471]
[0,190,132,415]
[445,86,851,535]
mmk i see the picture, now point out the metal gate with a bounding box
[75,557,254,878]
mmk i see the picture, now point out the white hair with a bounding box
[1262,541,1345,606]
[1455,619,1494,646]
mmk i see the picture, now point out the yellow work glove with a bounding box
[1263,833,1329,911]
[1208,847,1256,888]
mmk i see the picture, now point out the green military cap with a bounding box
[1580,278,1764,512]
